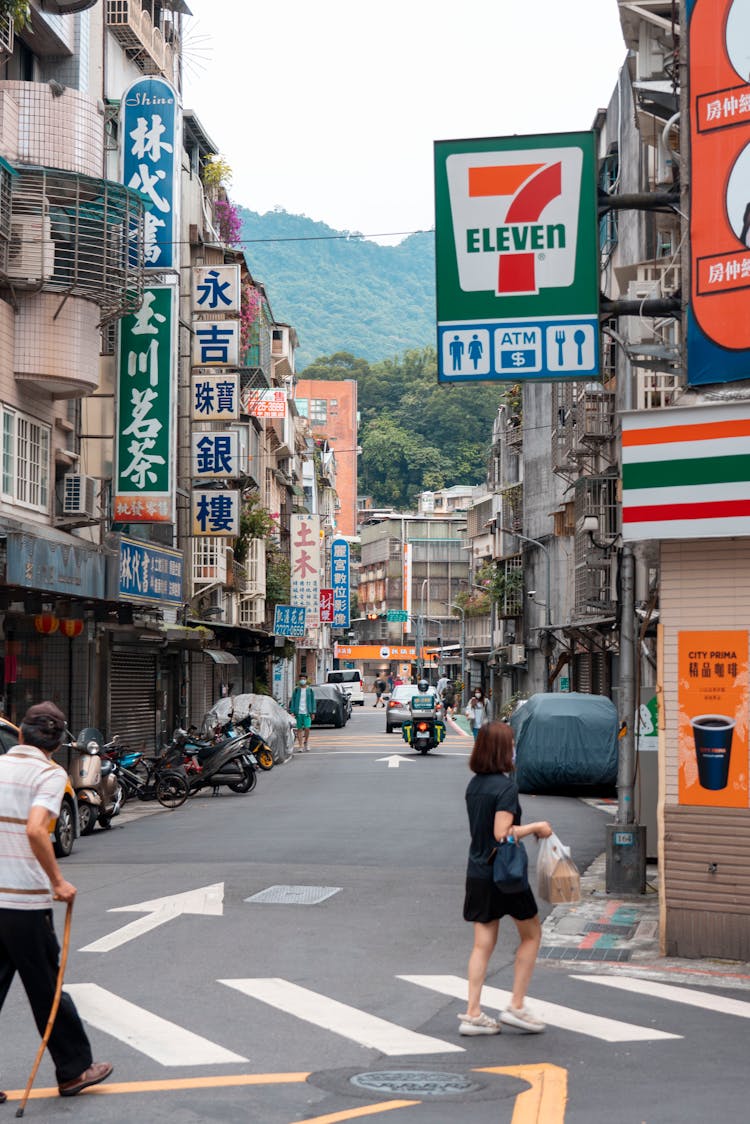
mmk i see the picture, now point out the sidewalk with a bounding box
[541,852,750,991]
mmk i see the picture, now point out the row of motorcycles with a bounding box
[59,710,275,834]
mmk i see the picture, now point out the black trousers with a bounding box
[0,907,92,1084]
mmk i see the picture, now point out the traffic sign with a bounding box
[387,609,408,622]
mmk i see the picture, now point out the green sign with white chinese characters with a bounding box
[114,285,176,523]
[434,131,599,383]
[387,609,408,622]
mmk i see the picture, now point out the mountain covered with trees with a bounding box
[239,207,435,368]
[302,350,504,508]
[238,207,506,506]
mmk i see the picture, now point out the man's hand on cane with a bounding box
[52,879,77,903]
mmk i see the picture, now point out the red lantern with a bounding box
[34,614,59,635]
[60,618,84,639]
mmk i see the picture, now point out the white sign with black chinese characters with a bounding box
[290,514,321,627]
[192,490,240,536]
[191,432,239,479]
[192,265,241,315]
[192,320,240,367]
[191,372,240,422]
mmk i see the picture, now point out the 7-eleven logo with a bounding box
[446,147,583,297]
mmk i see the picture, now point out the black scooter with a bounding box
[175,726,258,795]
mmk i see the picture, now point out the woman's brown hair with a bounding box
[468,720,514,775]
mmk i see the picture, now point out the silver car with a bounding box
[385,685,441,733]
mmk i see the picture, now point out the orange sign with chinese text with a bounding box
[678,630,749,807]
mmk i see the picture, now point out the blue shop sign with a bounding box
[4,533,107,599]
[118,538,183,606]
[121,76,180,270]
[274,605,306,637]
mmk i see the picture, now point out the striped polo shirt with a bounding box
[0,744,67,909]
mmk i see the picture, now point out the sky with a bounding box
[182,0,627,244]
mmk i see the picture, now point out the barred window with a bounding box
[1,407,50,512]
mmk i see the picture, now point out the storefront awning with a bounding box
[205,649,238,665]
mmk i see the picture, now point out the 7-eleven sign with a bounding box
[434,132,599,383]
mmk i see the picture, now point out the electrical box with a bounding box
[605,823,647,895]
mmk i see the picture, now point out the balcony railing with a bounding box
[106,0,177,81]
[192,539,227,589]
[0,166,146,319]
[235,538,266,598]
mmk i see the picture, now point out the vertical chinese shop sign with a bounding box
[114,286,176,523]
[688,0,750,384]
[678,630,749,808]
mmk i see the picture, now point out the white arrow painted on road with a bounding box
[80,882,224,953]
[376,754,415,768]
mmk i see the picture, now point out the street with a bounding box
[2,703,748,1123]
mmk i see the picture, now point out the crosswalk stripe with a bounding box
[65,984,247,1066]
[573,973,750,1018]
[218,978,464,1055]
[398,974,682,1043]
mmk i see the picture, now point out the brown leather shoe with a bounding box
[58,1062,113,1097]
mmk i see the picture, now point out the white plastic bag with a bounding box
[536,832,581,903]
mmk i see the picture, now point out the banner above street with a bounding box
[434,131,600,383]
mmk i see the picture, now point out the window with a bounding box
[310,399,327,423]
[296,397,308,418]
[1,408,50,512]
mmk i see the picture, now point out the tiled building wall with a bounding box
[0,82,103,177]
[14,294,100,397]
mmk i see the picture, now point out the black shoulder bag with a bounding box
[491,836,529,893]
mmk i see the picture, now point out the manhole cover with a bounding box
[350,1071,479,1096]
[245,885,341,905]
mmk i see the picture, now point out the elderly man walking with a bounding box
[0,701,112,1103]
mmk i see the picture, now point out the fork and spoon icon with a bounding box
[554,328,587,366]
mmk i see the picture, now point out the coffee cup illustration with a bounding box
[690,714,735,790]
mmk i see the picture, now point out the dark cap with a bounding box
[22,701,66,733]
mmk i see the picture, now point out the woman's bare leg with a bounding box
[463,920,499,1017]
[510,915,542,1009]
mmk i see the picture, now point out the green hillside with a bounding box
[238,207,435,369]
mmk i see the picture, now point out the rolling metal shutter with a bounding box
[110,647,158,751]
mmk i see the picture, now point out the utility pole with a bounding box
[605,542,646,893]
[451,602,466,706]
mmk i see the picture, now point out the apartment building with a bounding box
[294,377,357,537]
[0,2,310,746]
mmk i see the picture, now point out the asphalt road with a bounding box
[1,703,748,1122]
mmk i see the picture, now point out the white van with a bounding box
[326,668,365,706]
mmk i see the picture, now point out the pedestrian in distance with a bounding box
[465,687,488,739]
[0,701,112,1103]
[289,674,315,751]
[373,675,387,707]
[458,721,552,1037]
[443,679,457,716]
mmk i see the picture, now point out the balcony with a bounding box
[465,614,491,651]
[0,165,146,318]
[106,0,178,83]
[572,475,619,619]
[234,538,266,599]
[552,382,616,479]
[239,596,266,629]
[192,539,227,589]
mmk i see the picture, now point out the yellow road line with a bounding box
[292,1102,420,1124]
[3,1072,311,1100]
[477,1064,568,1123]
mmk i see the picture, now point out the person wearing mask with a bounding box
[458,720,552,1036]
[465,687,488,739]
[0,701,113,1101]
[289,674,315,752]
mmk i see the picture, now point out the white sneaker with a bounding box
[500,1004,546,1033]
[457,1012,501,1036]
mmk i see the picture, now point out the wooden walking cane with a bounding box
[16,900,73,1118]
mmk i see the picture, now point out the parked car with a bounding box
[0,717,79,858]
[332,683,352,721]
[326,669,365,706]
[386,684,441,733]
[509,692,618,793]
[311,684,349,728]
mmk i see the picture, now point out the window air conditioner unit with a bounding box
[7,216,54,282]
[62,474,97,518]
[509,644,526,665]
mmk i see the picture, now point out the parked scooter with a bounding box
[204,712,275,771]
[172,726,258,795]
[63,728,123,833]
[401,681,446,755]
